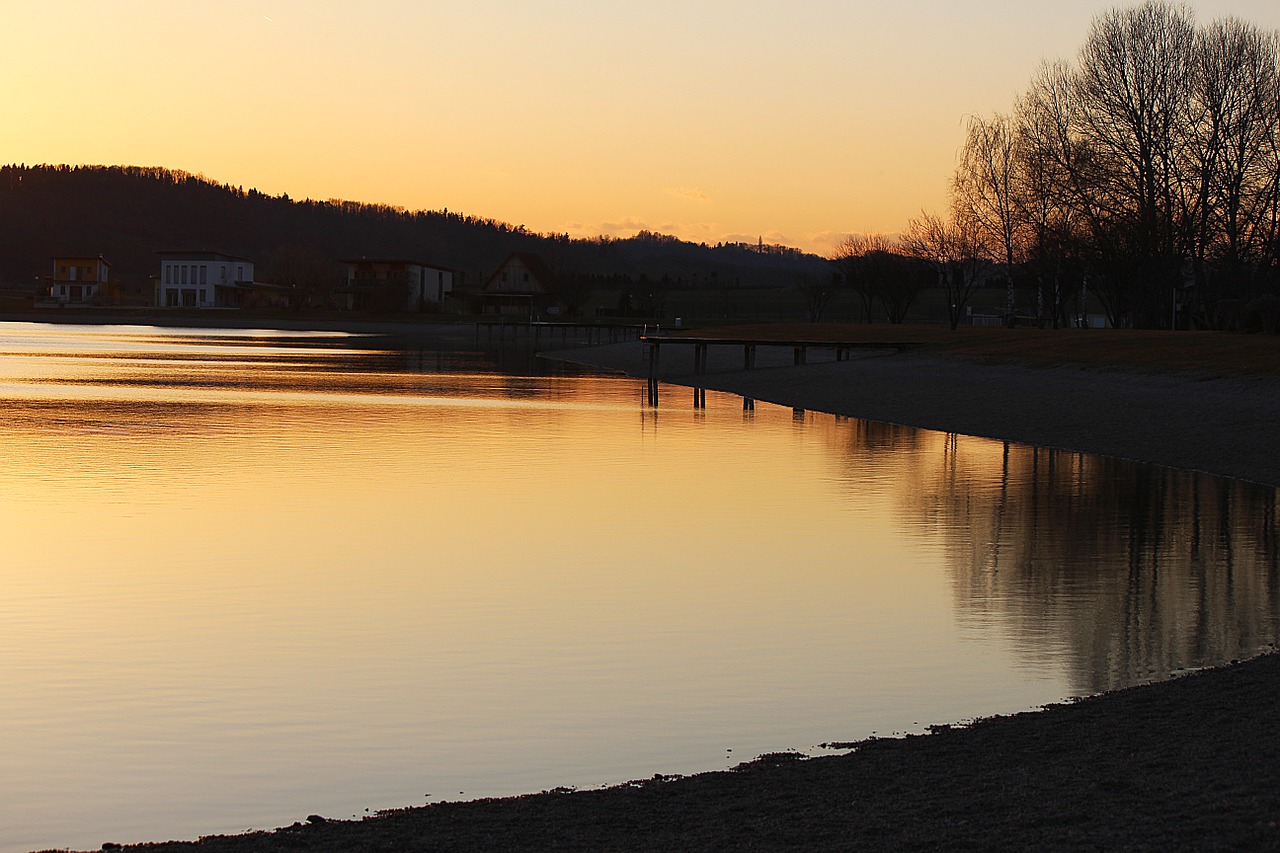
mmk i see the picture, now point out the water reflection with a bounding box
[2,322,1278,852]
[813,420,1280,693]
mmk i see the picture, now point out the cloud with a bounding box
[562,217,655,240]
[722,230,794,247]
[803,230,905,256]
[565,216,725,244]
[663,187,710,203]
[806,231,856,253]
[597,216,651,235]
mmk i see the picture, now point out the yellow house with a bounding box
[47,256,111,304]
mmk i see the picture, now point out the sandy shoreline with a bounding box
[32,324,1280,851]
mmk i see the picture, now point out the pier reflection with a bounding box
[818,418,1280,694]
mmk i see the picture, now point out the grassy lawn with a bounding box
[680,322,1280,378]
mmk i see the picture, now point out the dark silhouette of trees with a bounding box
[877,253,933,324]
[267,244,341,309]
[830,234,893,322]
[948,2,1280,330]
[902,212,994,329]
[0,165,829,307]
[830,234,931,324]
[953,112,1021,316]
[794,270,838,321]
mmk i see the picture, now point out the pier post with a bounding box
[694,343,707,375]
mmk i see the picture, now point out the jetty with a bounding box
[477,318,645,347]
[639,333,924,407]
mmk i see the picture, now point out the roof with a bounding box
[483,252,556,292]
[215,281,289,292]
[51,255,111,267]
[157,250,256,263]
[338,258,456,271]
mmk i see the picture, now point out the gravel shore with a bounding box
[50,330,1280,852]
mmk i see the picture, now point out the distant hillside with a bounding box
[0,165,827,296]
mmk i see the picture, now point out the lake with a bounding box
[1,321,1276,852]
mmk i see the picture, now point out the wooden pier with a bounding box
[477,319,645,348]
[640,334,923,408]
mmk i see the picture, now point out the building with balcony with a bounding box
[46,256,111,304]
[336,259,455,312]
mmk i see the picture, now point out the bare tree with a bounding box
[1184,18,1280,325]
[937,2,1280,329]
[1014,65,1091,327]
[953,112,1022,316]
[877,252,933,324]
[830,233,896,322]
[794,270,839,322]
[1072,1,1199,325]
[902,212,994,329]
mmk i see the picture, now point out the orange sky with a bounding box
[3,1,1278,254]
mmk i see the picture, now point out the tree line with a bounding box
[833,1,1280,331]
[0,164,828,308]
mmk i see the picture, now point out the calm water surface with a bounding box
[1,322,1277,852]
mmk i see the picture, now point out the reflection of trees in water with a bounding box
[820,418,1280,695]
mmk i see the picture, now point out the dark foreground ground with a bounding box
[60,652,1280,852]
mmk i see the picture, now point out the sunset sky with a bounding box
[4,0,1278,254]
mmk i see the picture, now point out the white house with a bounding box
[156,251,255,308]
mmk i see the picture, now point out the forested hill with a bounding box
[0,164,826,290]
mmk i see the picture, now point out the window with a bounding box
[181,266,188,285]
[200,266,207,285]
[237,266,244,281]
[167,289,179,307]
[200,289,207,304]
